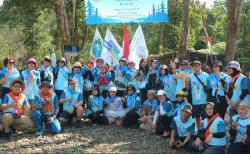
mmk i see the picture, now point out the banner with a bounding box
[101,28,123,65]
[128,25,148,69]
[90,27,103,59]
[85,0,168,25]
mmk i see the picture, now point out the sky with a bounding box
[0,0,3,6]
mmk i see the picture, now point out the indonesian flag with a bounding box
[123,24,130,60]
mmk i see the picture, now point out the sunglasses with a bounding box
[28,62,36,65]
[58,61,65,64]
[44,59,51,62]
[176,94,184,97]
[9,61,15,64]
[74,66,81,69]
[14,85,22,88]
[212,65,219,68]
[70,83,76,85]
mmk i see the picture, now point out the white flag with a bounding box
[101,28,123,65]
[90,27,103,60]
[129,25,148,69]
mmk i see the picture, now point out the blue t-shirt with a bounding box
[60,88,83,113]
[231,115,250,143]
[171,116,195,137]
[86,95,104,116]
[0,67,20,88]
[188,71,209,105]
[21,69,41,100]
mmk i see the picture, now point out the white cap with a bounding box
[226,61,241,71]
[157,90,165,96]
[109,87,117,92]
[73,61,82,68]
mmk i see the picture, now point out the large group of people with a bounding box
[0,51,249,154]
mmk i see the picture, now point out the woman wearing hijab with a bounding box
[86,85,108,125]
[190,102,226,154]
[227,104,250,154]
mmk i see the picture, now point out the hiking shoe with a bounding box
[35,131,43,136]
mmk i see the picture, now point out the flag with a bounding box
[123,24,130,60]
[90,27,103,59]
[101,28,123,65]
[129,25,148,69]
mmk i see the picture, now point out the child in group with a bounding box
[154,90,175,137]
[140,90,158,131]
[86,85,108,125]
[105,87,125,125]
[169,104,195,149]
[122,85,141,128]
[227,104,250,154]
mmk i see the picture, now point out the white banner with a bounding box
[90,27,103,60]
[129,25,148,69]
[101,28,123,65]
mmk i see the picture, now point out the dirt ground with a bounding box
[0,120,191,153]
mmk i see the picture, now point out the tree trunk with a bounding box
[71,0,79,45]
[54,0,69,55]
[224,0,243,64]
[177,0,189,59]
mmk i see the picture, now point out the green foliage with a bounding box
[212,42,226,54]
[0,0,249,66]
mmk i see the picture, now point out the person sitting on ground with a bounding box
[227,104,250,154]
[0,80,33,138]
[140,90,158,131]
[105,86,125,125]
[86,85,108,125]
[169,104,195,149]
[32,81,61,136]
[58,79,84,127]
[173,91,189,117]
[122,84,141,128]
[190,102,226,154]
[154,90,175,137]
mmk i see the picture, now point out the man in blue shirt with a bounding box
[185,60,209,128]
[58,79,84,128]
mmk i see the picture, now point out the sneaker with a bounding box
[35,131,43,136]
[162,131,170,138]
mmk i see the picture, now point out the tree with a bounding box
[224,0,243,63]
[178,0,189,59]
